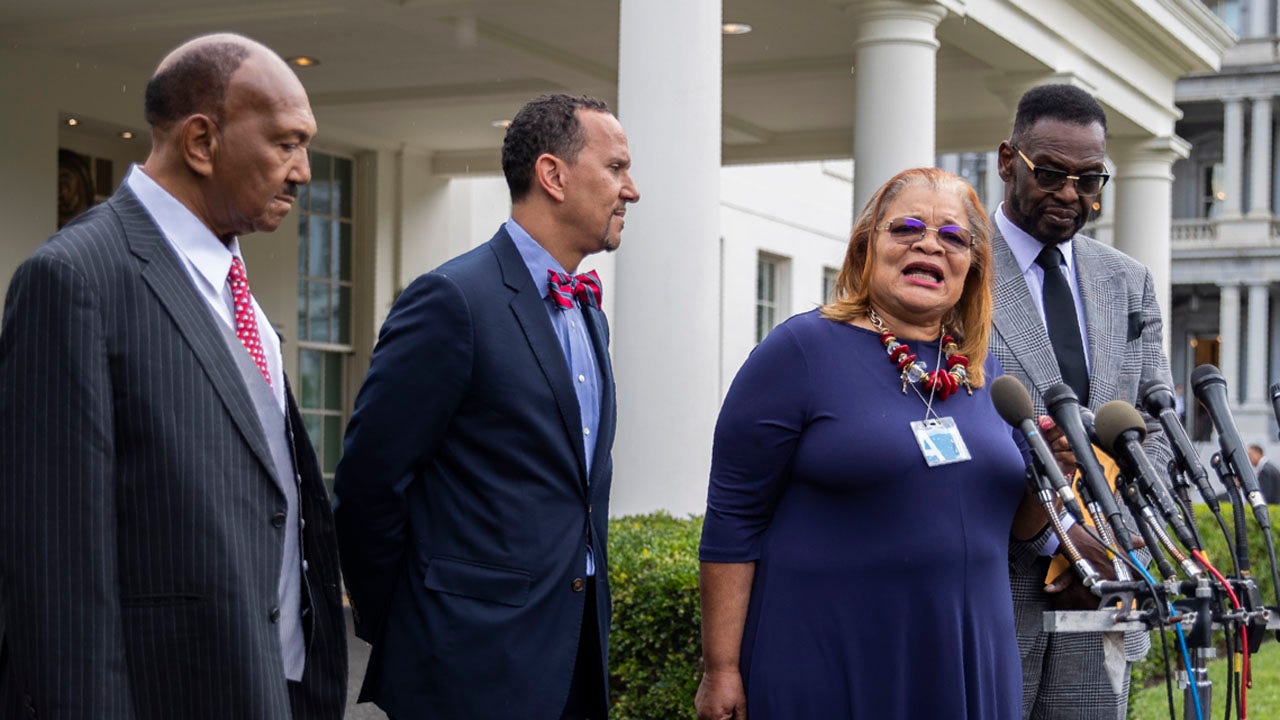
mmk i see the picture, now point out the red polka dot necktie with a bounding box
[227,256,272,388]
[547,269,603,310]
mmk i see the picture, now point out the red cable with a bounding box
[1193,549,1249,718]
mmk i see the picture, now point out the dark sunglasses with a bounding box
[1012,145,1109,196]
[880,216,973,254]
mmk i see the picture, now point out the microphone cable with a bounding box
[1192,548,1248,720]
[1125,550,1202,720]
[1075,521,1206,720]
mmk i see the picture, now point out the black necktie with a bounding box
[1035,245,1090,406]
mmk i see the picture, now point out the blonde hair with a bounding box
[820,167,994,386]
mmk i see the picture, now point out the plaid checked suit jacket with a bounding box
[990,223,1173,719]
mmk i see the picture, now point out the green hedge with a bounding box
[1129,504,1280,712]
[608,512,703,720]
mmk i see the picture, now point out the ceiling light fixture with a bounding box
[722,22,753,35]
[120,131,134,140]
[286,56,320,68]
[66,118,79,126]
[491,119,512,129]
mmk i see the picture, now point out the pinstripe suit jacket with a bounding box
[0,186,347,720]
[990,224,1172,707]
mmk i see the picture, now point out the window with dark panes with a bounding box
[296,151,355,489]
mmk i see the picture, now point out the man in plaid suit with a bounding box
[988,84,1174,720]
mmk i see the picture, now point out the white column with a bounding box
[1221,283,1242,404]
[850,1,947,211]
[1224,98,1246,219]
[614,0,721,516]
[1246,283,1270,405]
[1110,136,1190,354]
[1249,96,1273,218]
[1250,0,1270,38]
[984,150,1004,213]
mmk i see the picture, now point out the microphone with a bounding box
[991,376,1083,521]
[1095,401,1201,562]
[1079,408,1100,444]
[1140,379,1220,514]
[1191,364,1270,529]
[1271,382,1280,441]
[1042,383,1133,553]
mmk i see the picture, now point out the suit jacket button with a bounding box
[271,512,286,528]
[572,578,585,592]
[269,606,281,624]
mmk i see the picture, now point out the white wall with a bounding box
[718,160,853,398]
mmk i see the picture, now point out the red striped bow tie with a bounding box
[547,269,602,310]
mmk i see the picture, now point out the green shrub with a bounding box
[1190,503,1280,604]
[607,512,703,720]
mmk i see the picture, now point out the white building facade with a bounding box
[1161,0,1280,448]
[0,0,1229,516]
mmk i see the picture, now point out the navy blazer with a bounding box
[335,226,617,720]
[0,186,347,720]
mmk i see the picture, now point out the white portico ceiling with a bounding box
[0,0,1229,173]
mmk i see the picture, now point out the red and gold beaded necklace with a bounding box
[867,307,972,401]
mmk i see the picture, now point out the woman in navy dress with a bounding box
[695,168,1058,720]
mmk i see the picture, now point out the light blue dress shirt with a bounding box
[506,218,602,575]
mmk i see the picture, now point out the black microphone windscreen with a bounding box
[991,375,1035,427]
[1139,379,1176,413]
[1042,383,1078,410]
[1094,400,1147,453]
[1191,364,1224,392]
[1270,382,1280,401]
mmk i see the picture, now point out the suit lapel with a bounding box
[991,228,1063,394]
[491,230,590,488]
[1074,238,1123,411]
[112,187,280,484]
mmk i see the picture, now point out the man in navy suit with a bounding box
[0,33,346,719]
[334,94,639,720]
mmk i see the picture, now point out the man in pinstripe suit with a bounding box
[0,34,346,719]
[990,84,1173,720]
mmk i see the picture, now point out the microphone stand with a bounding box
[1166,459,1205,550]
[1076,481,1131,582]
[1117,474,1178,580]
[1170,577,1216,720]
[1211,454,1252,579]
[1028,467,1101,589]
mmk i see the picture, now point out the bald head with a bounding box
[140,32,316,241]
[144,33,297,131]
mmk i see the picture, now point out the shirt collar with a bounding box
[995,202,1075,277]
[505,217,565,300]
[126,164,242,290]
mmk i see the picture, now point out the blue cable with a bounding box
[1129,550,1203,720]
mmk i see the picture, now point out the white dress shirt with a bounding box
[126,165,285,413]
[995,203,1092,373]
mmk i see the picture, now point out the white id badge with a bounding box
[910,416,972,467]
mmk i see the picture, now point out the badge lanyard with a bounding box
[906,334,972,467]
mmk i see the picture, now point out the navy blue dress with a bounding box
[701,310,1026,719]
